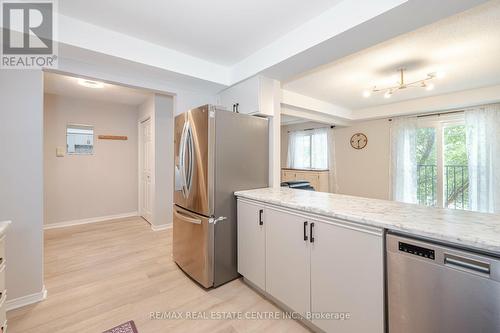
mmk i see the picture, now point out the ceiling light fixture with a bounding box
[77,78,104,89]
[363,68,443,98]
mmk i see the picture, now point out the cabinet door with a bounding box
[293,171,304,181]
[219,77,260,115]
[317,172,330,192]
[282,171,294,181]
[266,208,310,314]
[237,200,266,290]
[310,220,384,333]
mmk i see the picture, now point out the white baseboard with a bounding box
[6,285,47,311]
[151,223,172,231]
[44,212,138,230]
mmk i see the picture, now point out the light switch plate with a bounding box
[56,147,65,157]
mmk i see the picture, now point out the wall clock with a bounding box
[350,133,368,150]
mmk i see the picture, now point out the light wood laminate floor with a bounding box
[7,217,310,333]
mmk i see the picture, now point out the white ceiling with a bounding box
[283,0,500,111]
[58,0,342,66]
[44,72,152,106]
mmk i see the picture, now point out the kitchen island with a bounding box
[234,187,500,333]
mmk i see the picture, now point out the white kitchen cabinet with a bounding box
[237,200,266,290]
[266,208,310,315]
[218,76,276,116]
[236,198,384,333]
[310,219,384,333]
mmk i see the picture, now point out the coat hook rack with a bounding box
[98,135,128,140]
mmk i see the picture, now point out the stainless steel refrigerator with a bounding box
[173,105,269,288]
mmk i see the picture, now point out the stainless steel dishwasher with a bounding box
[387,233,500,333]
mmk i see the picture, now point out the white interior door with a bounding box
[140,118,153,223]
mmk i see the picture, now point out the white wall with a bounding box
[333,119,391,200]
[0,70,44,301]
[138,94,175,228]
[281,119,391,200]
[44,94,139,225]
[154,95,174,227]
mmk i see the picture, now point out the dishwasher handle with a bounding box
[444,253,491,276]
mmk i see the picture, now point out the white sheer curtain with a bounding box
[287,127,336,192]
[311,128,328,169]
[390,116,418,203]
[287,128,328,170]
[465,104,500,213]
[287,130,307,169]
[327,128,338,193]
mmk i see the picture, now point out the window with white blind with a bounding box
[287,128,328,169]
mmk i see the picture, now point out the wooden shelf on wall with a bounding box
[98,135,128,141]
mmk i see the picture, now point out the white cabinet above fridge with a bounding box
[217,76,277,116]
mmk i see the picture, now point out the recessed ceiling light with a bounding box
[384,91,392,99]
[77,78,104,89]
[426,83,435,91]
[362,90,371,98]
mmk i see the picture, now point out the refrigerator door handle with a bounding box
[186,123,194,194]
[209,216,227,225]
[179,122,188,198]
[174,208,202,224]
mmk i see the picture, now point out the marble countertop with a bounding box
[0,221,11,238]
[235,188,500,255]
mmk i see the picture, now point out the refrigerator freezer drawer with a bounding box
[173,205,214,288]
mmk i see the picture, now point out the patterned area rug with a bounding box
[103,320,138,333]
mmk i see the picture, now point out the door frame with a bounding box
[138,116,154,223]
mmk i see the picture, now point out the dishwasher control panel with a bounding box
[399,241,435,260]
